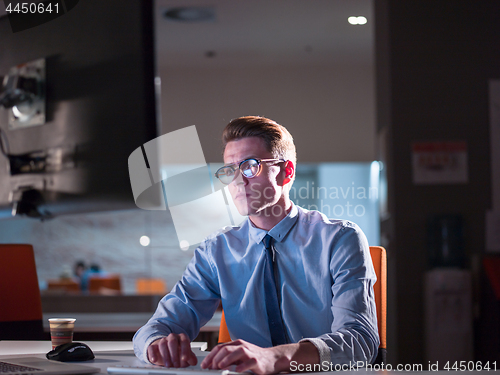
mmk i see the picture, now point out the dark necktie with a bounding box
[262,234,287,346]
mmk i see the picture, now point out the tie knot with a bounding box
[263,234,273,250]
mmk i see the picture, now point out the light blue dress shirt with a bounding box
[133,203,379,366]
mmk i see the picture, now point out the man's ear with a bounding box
[283,161,295,185]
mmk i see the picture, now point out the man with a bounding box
[133,116,379,374]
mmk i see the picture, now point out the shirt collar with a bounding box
[247,203,299,244]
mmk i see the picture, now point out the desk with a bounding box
[0,341,207,374]
[2,342,497,374]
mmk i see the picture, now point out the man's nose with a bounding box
[231,169,247,185]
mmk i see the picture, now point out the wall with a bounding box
[158,63,376,163]
[375,0,500,364]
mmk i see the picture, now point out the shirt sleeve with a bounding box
[133,241,221,363]
[302,222,380,367]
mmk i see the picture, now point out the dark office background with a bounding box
[375,0,500,364]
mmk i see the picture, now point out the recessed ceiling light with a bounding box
[140,235,150,247]
[348,16,367,25]
[163,7,215,22]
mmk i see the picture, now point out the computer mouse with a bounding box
[46,342,95,362]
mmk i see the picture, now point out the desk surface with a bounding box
[0,341,496,374]
[0,341,208,375]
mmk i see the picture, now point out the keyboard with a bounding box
[107,364,244,375]
[0,361,43,373]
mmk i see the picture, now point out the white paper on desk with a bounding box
[486,210,500,253]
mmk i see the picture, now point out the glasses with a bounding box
[214,158,285,185]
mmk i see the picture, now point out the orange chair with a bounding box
[89,274,122,294]
[370,246,387,364]
[0,244,45,340]
[218,246,387,364]
[136,278,167,295]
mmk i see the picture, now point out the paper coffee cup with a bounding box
[48,318,76,349]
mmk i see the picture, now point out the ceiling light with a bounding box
[140,235,150,246]
[348,16,367,25]
[163,7,215,22]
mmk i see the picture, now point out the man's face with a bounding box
[223,137,286,217]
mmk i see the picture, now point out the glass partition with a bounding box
[292,162,380,247]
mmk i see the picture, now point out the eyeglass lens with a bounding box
[217,158,261,184]
[240,159,260,178]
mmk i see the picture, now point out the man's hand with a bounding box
[147,333,198,368]
[200,339,320,375]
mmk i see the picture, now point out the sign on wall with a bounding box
[411,141,468,185]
